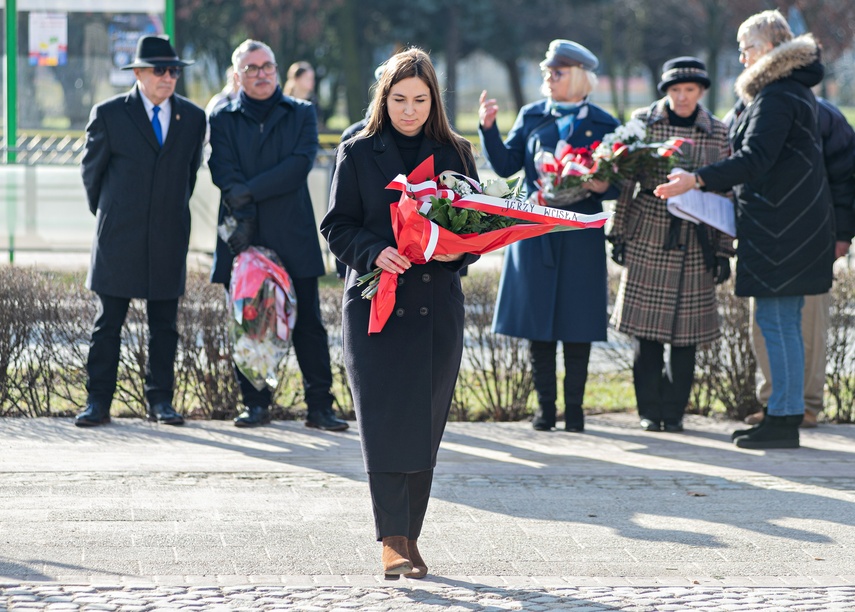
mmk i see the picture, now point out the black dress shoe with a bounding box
[663,421,684,433]
[74,403,111,427]
[147,402,185,425]
[531,417,554,431]
[639,418,661,432]
[234,405,271,428]
[305,407,349,431]
[564,405,584,432]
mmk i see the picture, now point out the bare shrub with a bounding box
[319,284,354,419]
[49,273,94,414]
[456,269,534,421]
[826,270,855,423]
[176,274,240,419]
[692,279,762,419]
[0,268,61,416]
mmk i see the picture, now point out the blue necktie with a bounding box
[151,105,163,146]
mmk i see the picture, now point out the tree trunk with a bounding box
[601,4,622,122]
[503,58,525,114]
[444,4,461,127]
[336,0,364,124]
[704,0,723,114]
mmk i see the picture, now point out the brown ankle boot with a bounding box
[404,539,428,579]
[381,536,413,577]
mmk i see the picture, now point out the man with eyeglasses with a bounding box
[77,35,206,427]
[208,39,347,431]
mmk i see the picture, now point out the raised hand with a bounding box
[479,90,498,130]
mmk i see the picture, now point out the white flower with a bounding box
[483,178,510,198]
[455,181,473,196]
[438,171,458,188]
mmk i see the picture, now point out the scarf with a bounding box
[239,85,283,124]
[547,98,589,141]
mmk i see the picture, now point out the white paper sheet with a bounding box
[667,190,736,237]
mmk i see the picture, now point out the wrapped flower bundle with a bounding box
[229,246,297,390]
[360,155,610,334]
[593,117,688,182]
[534,118,689,206]
[534,140,601,206]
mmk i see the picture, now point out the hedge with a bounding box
[1,266,853,423]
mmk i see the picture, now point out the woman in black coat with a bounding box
[320,48,478,579]
[655,11,834,450]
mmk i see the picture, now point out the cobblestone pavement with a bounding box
[3,584,855,611]
[2,415,854,611]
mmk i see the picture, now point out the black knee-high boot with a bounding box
[530,340,558,430]
[562,342,591,431]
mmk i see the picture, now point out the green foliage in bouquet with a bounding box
[422,195,522,234]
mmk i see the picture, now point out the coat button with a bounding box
[396,308,405,317]
[419,307,429,316]
[397,277,405,286]
[422,273,431,283]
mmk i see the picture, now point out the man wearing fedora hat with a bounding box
[76,35,206,427]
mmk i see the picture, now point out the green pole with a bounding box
[4,0,17,165]
[5,0,18,263]
[165,0,175,40]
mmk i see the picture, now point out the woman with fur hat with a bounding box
[609,57,732,434]
[655,10,835,449]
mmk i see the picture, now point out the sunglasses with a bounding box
[152,66,182,78]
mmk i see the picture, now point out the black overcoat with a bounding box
[81,86,206,300]
[320,127,478,473]
[698,35,834,298]
[208,94,325,284]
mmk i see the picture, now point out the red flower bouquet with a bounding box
[534,119,690,207]
[359,155,610,334]
[229,246,297,390]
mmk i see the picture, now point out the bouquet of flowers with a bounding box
[359,155,610,334]
[534,140,602,206]
[592,117,688,182]
[228,246,297,391]
[534,118,689,206]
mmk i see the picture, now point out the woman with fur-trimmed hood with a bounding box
[654,10,835,450]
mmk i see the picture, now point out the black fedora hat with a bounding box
[121,35,193,70]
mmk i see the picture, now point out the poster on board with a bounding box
[28,12,68,66]
[108,14,163,87]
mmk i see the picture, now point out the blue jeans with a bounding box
[754,296,805,416]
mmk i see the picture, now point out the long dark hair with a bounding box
[361,47,474,172]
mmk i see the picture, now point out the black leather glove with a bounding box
[714,256,731,284]
[224,184,253,216]
[608,237,626,266]
[226,217,257,255]
[606,234,625,265]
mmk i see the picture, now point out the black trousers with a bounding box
[633,338,696,425]
[530,340,591,427]
[368,470,433,541]
[86,294,179,406]
[236,276,335,412]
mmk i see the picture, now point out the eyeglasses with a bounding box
[241,62,278,77]
[152,66,182,78]
[541,68,569,81]
[738,44,756,56]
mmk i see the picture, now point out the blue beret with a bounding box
[540,39,598,72]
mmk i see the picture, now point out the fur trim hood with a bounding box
[735,34,822,101]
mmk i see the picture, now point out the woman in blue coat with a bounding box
[478,40,619,432]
